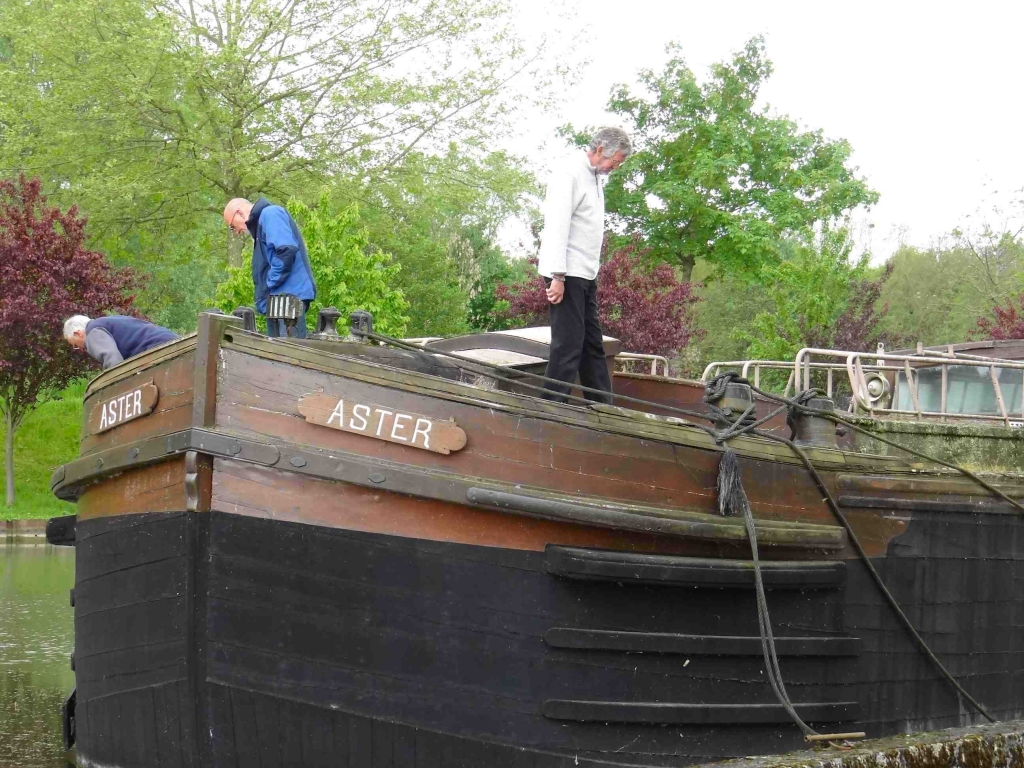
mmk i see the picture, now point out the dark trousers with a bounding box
[266,301,311,339]
[543,276,613,403]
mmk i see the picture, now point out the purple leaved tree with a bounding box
[975,293,1024,341]
[495,240,703,365]
[0,176,139,506]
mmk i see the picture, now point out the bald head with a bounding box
[223,198,254,235]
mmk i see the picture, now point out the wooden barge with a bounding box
[49,312,1024,767]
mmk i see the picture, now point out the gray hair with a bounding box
[63,315,91,340]
[589,127,632,159]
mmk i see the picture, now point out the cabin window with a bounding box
[896,365,1024,416]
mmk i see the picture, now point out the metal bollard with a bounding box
[790,397,838,449]
[231,306,257,332]
[316,306,343,337]
[348,310,374,342]
[712,382,755,429]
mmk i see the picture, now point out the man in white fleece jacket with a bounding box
[537,126,632,402]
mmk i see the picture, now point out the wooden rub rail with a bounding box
[53,427,846,549]
[469,489,847,551]
[838,495,1020,515]
[541,700,860,725]
[543,628,861,657]
[50,428,281,500]
[545,546,848,588]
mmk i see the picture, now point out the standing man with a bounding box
[537,127,632,403]
[223,197,317,338]
[63,315,179,370]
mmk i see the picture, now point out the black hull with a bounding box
[72,509,1024,767]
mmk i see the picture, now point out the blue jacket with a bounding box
[86,316,179,369]
[246,198,317,314]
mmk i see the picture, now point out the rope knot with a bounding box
[703,371,749,404]
[704,372,757,438]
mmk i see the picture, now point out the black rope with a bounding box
[356,329,1002,721]
[752,428,996,723]
[706,377,818,736]
[703,375,996,723]
[698,375,998,722]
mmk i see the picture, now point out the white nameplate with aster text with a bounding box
[89,380,160,434]
[297,393,467,455]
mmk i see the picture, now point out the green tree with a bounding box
[0,0,565,267]
[746,226,890,362]
[337,148,536,336]
[590,38,878,282]
[216,192,410,336]
[878,227,1024,346]
[467,246,535,331]
[686,267,768,375]
[108,220,227,334]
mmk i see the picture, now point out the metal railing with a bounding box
[616,353,670,377]
[704,348,1024,426]
[701,359,864,398]
[793,347,1024,426]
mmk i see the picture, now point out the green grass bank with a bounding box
[0,382,84,521]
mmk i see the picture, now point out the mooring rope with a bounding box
[705,382,818,736]
[354,329,1001,723]
[700,376,995,729]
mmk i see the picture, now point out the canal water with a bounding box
[0,540,75,768]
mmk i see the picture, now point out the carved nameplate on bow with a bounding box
[297,393,467,455]
[89,380,160,434]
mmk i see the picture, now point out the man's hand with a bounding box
[546,278,565,304]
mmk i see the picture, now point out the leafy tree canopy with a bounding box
[878,227,1024,346]
[746,225,892,362]
[0,0,561,265]
[335,148,536,337]
[574,38,878,281]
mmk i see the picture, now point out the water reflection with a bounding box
[0,540,75,768]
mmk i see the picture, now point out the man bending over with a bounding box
[64,315,179,370]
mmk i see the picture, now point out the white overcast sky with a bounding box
[508,0,1024,261]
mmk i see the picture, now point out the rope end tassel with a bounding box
[716,447,745,518]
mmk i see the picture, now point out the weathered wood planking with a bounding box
[613,373,791,433]
[81,350,196,455]
[211,457,775,557]
[297,391,467,454]
[838,472,1024,498]
[198,511,859,764]
[77,457,211,520]
[216,350,903,525]
[74,512,197,768]
[216,355,726,510]
[222,328,909,472]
